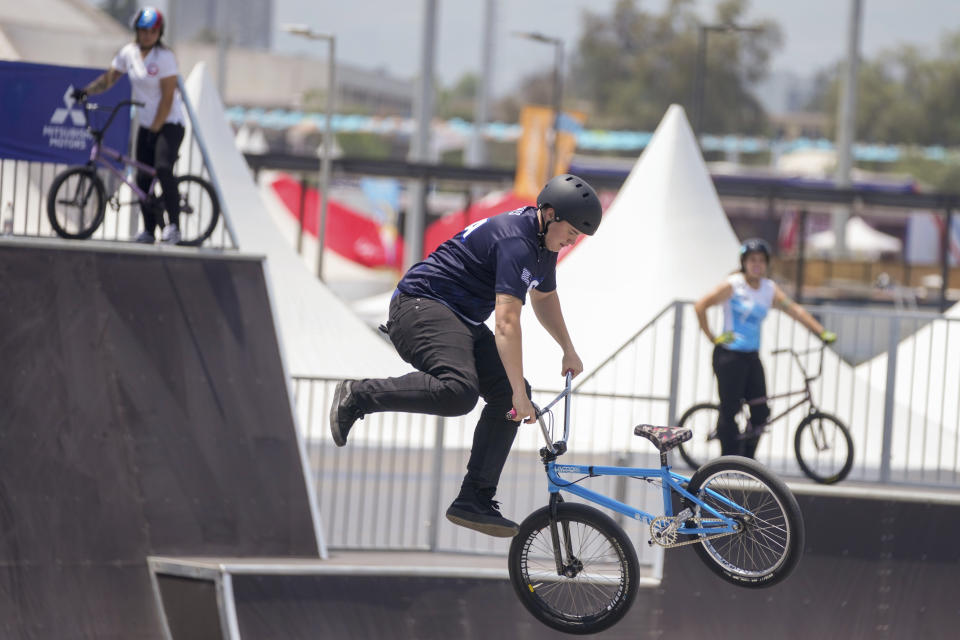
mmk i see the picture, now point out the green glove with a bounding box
[714,331,734,345]
[820,330,837,344]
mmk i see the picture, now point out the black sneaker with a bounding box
[445,489,519,538]
[329,380,362,446]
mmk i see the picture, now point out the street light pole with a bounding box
[282,24,336,281]
[690,23,763,142]
[514,31,564,179]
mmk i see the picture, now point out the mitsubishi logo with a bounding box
[50,86,86,126]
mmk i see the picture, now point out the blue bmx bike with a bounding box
[507,374,805,634]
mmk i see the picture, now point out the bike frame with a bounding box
[533,375,747,542]
[740,345,826,430]
[82,99,159,203]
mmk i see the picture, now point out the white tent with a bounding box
[807,216,902,258]
[521,104,742,387]
[183,64,406,379]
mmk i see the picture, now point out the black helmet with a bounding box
[739,237,771,269]
[536,174,602,236]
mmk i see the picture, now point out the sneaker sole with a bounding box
[329,382,349,447]
[445,511,518,538]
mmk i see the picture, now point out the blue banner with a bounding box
[0,60,131,165]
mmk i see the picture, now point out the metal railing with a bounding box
[292,301,960,563]
[0,76,236,249]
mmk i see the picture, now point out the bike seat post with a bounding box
[659,451,668,468]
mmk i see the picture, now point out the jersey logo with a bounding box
[461,217,488,240]
[521,267,540,291]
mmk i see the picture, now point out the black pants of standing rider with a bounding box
[349,293,530,495]
[713,345,770,458]
[135,123,184,235]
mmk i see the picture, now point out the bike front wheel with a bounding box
[47,166,106,239]
[174,174,220,246]
[676,403,724,469]
[508,502,640,635]
[794,412,854,484]
[686,456,804,588]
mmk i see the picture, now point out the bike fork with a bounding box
[547,493,575,576]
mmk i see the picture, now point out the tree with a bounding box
[807,30,960,146]
[436,73,479,121]
[564,0,782,133]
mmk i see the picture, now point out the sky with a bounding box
[270,0,960,98]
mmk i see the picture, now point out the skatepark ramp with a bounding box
[0,238,319,639]
[145,488,960,639]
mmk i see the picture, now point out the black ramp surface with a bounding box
[225,492,960,639]
[0,243,318,639]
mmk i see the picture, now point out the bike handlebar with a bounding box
[771,343,826,381]
[532,372,574,455]
[77,97,146,137]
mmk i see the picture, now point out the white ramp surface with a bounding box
[183,64,406,379]
[523,105,740,385]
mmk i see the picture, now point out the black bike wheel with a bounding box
[686,456,804,588]
[508,503,640,635]
[47,166,106,239]
[794,412,854,484]
[174,174,220,246]
[676,403,724,470]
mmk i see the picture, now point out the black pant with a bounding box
[713,346,770,458]
[135,123,184,234]
[351,293,529,494]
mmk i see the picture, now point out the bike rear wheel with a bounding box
[794,412,854,484]
[686,456,804,588]
[508,502,640,635]
[174,174,220,246]
[676,403,724,469]
[47,166,106,239]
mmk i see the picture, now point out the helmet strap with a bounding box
[537,206,554,248]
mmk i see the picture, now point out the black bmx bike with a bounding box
[676,344,854,484]
[46,96,220,246]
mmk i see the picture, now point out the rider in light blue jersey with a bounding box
[694,238,836,458]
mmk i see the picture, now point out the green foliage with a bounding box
[891,153,960,193]
[807,30,960,145]
[437,74,480,120]
[563,0,782,133]
[336,132,392,159]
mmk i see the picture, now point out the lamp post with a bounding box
[514,31,564,179]
[691,23,762,141]
[282,24,336,281]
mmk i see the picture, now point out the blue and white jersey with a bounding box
[397,207,557,325]
[722,273,775,352]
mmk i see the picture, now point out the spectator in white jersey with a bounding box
[693,238,837,458]
[73,7,186,245]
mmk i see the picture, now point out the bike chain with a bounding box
[648,515,740,549]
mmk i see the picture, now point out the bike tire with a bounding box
[46,166,106,239]
[174,174,220,246]
[794,412,854,484]
[685,456,804,588]
[676,403,724,470]
[508,502,640,635]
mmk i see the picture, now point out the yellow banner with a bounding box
[514,106,585,200]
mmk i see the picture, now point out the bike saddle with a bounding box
[634,424,692,453]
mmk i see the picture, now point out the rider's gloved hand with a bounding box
[820,330,837,344]
[713,331,734,345]
[71,87,87,102]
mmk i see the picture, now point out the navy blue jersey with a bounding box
[397,207,558,324]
